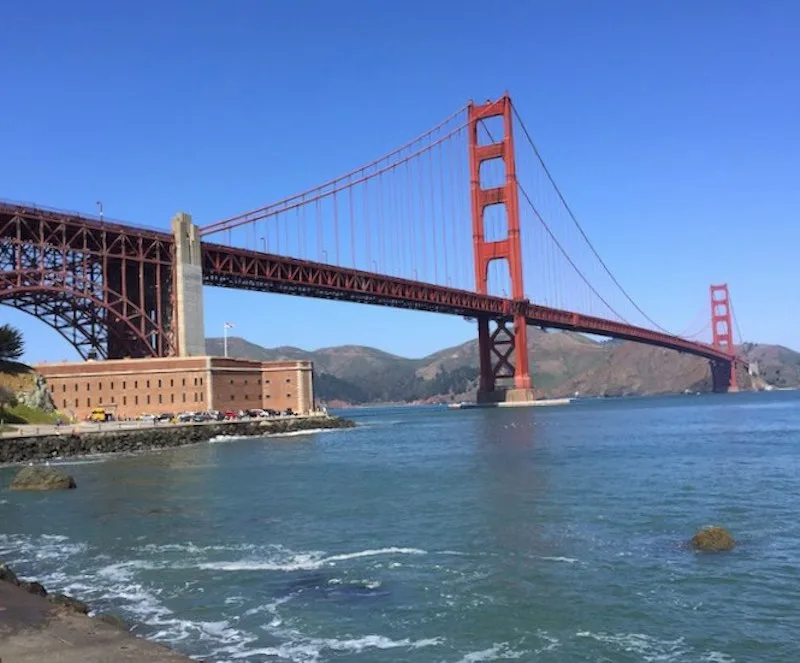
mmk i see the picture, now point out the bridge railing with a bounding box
[0,198,170,236]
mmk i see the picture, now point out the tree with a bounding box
[0,324,24,361]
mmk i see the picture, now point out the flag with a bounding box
[224,322,234,329]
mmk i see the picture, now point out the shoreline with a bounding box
[0,562,193,662]
[0,414,356,465]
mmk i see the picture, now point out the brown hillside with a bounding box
[740,343,800,388]
[204,334,792,405]
[553,343,717,397]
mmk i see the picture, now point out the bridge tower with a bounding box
[172,212,206,356]
[468,95,534,403]
[709,283,738,392]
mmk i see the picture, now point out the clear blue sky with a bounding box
[3,0,798,362]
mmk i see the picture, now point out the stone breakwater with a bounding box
[0,416,356,465]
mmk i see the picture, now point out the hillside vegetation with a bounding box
[0,361,60,425]
[207,334,800,405]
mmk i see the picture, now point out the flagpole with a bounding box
[224,323,228,358]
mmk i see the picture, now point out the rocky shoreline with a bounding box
[0,561,110,622]
[0,561,193,661]
[0,415,356,465]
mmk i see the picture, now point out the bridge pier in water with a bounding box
[476,315,534,404]
[710,360,737,393]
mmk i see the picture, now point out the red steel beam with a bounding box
[0,202,745,368]
[202,243,742,365]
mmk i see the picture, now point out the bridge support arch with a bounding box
[0,204,176,360]
[468,95,534,403]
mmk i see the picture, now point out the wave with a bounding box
[208,427,341,444]
[48,457,110,466]
[576,631,689,660]
[0,533,88,565]
[208,434,253,443]
[222,633,443,662]
[137,541,259,555]
[538,556,579,564]
[197,546,427,572]
[268,428,340,438]
[451,643,526,662]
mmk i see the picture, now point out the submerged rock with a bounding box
[9,466,76,491]
[691,526,735,552]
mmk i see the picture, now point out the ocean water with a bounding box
[2,392,800,662]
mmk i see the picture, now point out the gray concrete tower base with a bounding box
[172,212,206,356]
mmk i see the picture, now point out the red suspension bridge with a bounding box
[0,94,746,400]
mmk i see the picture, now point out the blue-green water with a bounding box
[2,392,800,661]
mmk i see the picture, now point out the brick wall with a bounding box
[36,356,315,420]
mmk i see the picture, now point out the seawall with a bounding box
[0,415,356,465]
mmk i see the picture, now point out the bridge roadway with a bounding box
[203,242,737,365]
[0,201,737,366]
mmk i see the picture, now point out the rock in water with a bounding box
[0,562,19,585]
[9,466,77,491]
[691,526,735,552]
[48,592,90,614]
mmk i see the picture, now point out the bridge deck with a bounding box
[0,201,739,366]
[202,243,737,364]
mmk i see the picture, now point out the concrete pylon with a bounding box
[172,212,206,356]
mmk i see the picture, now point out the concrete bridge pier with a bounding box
[172,212,206,357]
[710,359,738,393]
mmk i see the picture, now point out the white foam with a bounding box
[198,552,322,572]
[268,428,339,438]
[452,643,526,662]
[538,556,579,564]
[198,546,426,572]
[0,533,88,565]
[535,631,560,653]
[227,634,442,662]
[208,434,252,443]
[703,653,735,663]
[49,457,109,466]
[138,542,257,555]
[40,534,69,542]
[576,631,688,661]
[322,547,426,563]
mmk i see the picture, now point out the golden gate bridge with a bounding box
[0,94,746,402]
